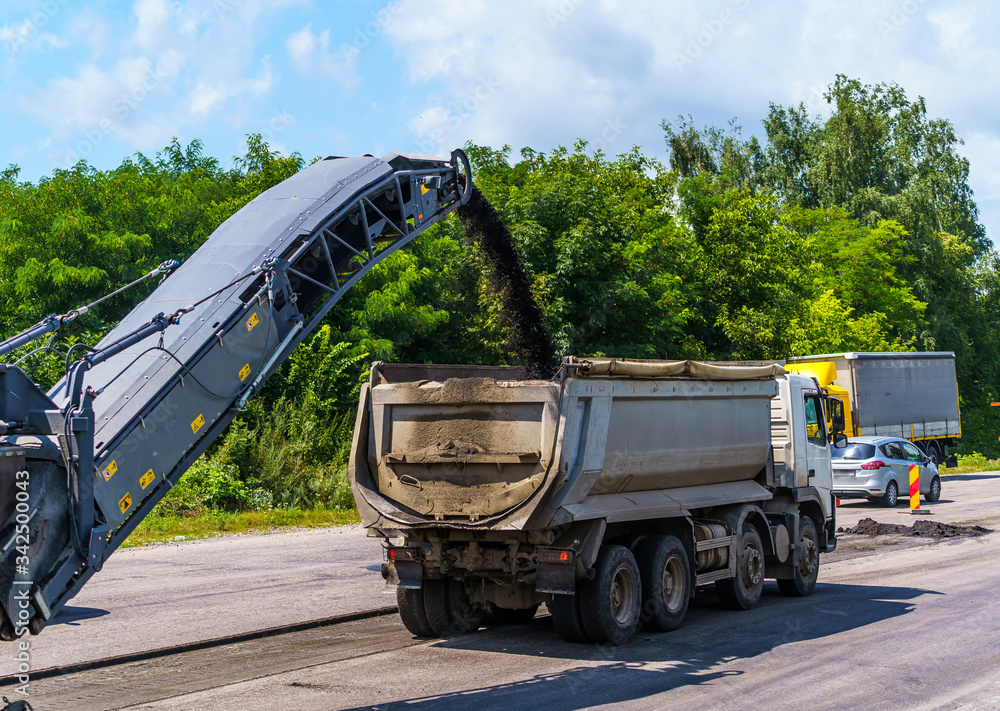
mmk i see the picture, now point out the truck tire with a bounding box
[636,535,691,632]
[927,442,943,465]
[579,545,641,645]
[397,587,435,638]
[777,516,819,597]
[485,604,539,626]
[716,524,765,611]
[880,480,899,507]
[422,578,483,637]
[549,595,591,643]
[925,475,942,503]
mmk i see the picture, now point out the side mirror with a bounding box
[832,433,848,449]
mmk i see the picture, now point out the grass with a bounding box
[943,452,1000,476]
[123,507,361,548]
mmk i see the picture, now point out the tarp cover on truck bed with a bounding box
[572,358,785,380]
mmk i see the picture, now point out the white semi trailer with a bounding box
[349,357,844,645]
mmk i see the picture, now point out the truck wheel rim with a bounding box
[662,556,685,611]
[611,567,636,624]
[743,544,763,587]
[799,536,817,577]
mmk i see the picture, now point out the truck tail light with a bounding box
[536,548,575,565]
[861,460,886,470]
[387,546,421,562]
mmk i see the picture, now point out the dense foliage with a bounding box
[2,76,998,514]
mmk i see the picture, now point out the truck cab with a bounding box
[770,373,837,535]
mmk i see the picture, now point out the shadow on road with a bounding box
[342,581,938,711]
[50,606,110,626]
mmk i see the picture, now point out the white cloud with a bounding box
[133,0,174,53]
[66,9,114,55]
[1,19,68,53]
[382,0,1000,240]
[928,6,975,58]
[190,82,227,116]
[284,22,355,84]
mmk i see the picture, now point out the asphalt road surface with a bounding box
[4,471,1000,710]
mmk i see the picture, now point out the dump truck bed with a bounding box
[350,359,783,533]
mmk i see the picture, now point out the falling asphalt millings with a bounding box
[838,517,992,538]
[458,186,558,379]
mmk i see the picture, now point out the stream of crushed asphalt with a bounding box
[458,186,558,379]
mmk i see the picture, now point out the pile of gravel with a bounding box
[838,517,992,538]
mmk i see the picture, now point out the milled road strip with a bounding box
[0,606,396,687]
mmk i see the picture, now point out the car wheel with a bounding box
[716,523,765,611]
[636,535,691,632]
[777,516,820,597]
[880,480,899,507]
[925,475,942,503]
[579,545,642,646]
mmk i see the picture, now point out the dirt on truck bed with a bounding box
[839,517,992,538]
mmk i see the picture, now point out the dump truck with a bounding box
[0,149,473,639]
[786,352,960,465]
[349,357,844,646]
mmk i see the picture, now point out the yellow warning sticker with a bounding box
[140,469,155,490]
[119,492,132,514]
[239,363,251,381]
[246,313,259,332]
[191,414,205,434]
[102,460,118,481]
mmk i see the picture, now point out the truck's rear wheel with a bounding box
[579,544,641,645]
[397,587,435,637]
[549,595,591,643]
[422,578,483,637]
[637,535,691,632]
[716,523,765,611]
[777,516,819,597]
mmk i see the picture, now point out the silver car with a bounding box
[832,436,942,507]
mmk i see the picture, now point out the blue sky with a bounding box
[2,0,999,242]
